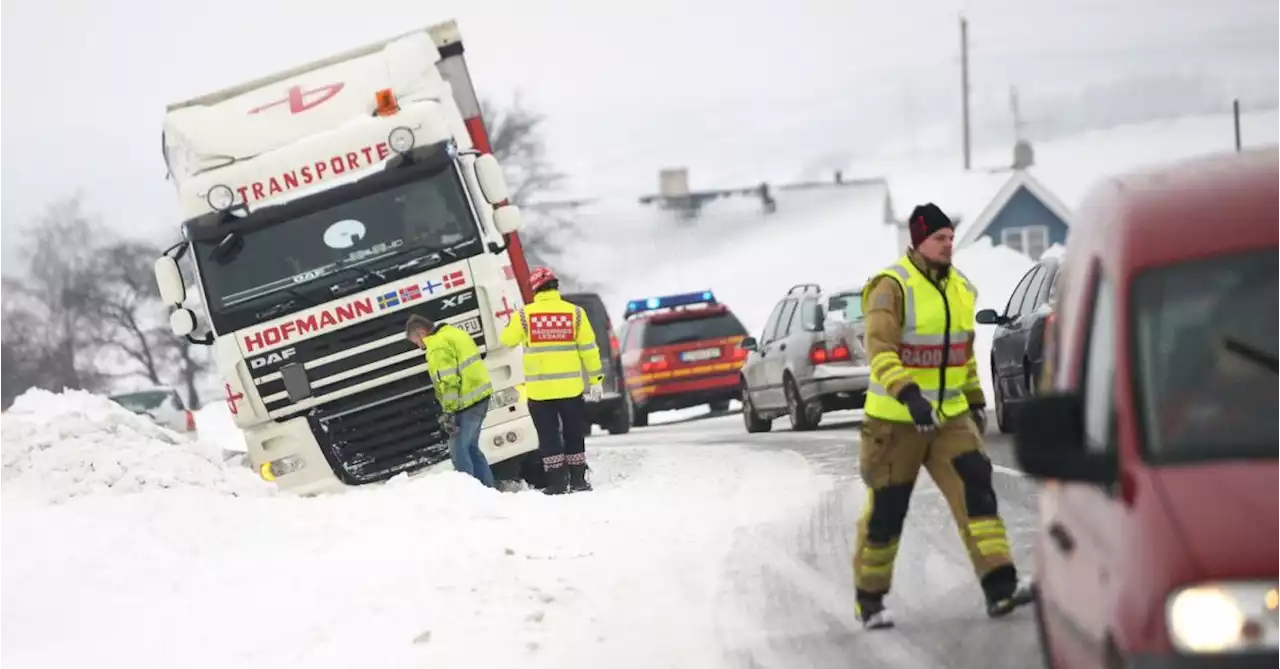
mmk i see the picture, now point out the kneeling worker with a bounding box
[406,313,496,488]
[853,202,1033,629]
[500,266,604,494]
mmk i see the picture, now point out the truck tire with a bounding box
[632,409,649,428]
[519,450,547,490]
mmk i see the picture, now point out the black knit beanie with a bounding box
[908,203,954,247]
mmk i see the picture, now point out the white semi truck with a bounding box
[152,21,543,494]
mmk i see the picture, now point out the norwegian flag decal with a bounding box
[443,271,467,289]
[399,284,422,303]
[502,265,515,280]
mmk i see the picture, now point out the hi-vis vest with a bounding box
[499,290,604,402]
[863,257,977,423]
[424,323,494,413]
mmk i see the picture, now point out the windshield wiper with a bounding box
[1222,336,1278,374]
[253,287,320,321]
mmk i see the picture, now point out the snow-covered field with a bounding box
[1,390,831,668]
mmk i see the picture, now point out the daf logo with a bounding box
[250,347,297,369]
[441,292,475,309]
[323,219,366,249]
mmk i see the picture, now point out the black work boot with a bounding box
[855,590,895,630]
[982,566,1035,618]
[568,464,592,492]
[542,467,569,495]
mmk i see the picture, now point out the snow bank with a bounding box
[195,400,248,455]
[1,389,268,504]
[1,443,830,669]
[954,239,1037,405]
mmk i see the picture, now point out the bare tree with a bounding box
[5,197,111,395]
[483,93,566,205]
[90,241,171,386]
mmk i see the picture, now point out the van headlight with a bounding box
[489,387,521,410]
[1166,581,1279,653]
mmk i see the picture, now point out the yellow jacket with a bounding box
[500,290,604,401]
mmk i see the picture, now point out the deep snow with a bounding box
[1,389,831,669]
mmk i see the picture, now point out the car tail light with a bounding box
[732,345,748,361]
[640,354,669,374]
[610,332,620,352]
[830,343,852,362]
[809,343,829,365]
[185,410,196,432]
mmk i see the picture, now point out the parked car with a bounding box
[976,254,1062,432]
[108,387,196,435]
[562,291,631,435]
[1015,147,1278,669]
[738,283,870,432]
[618,290,749,426]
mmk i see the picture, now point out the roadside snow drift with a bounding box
[2,408,831,669]
[1,389,266,504]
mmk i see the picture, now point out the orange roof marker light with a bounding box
[374,88,400,116]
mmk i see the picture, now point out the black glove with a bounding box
[970,404,988,434]
[898,385,936,432]
[438,413,458,436]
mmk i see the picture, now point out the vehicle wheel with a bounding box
[606,393,633,435]
[519,451,547,490]
[632,408,649,428]
[784,375,820,431]
[708,399,731,414]
[993,361,1013,434]
[1032,583,1057,669]
[741,382,772,433]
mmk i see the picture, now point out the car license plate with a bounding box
[680,347,721,362]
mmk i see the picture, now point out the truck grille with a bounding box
[244,288,484,484]
[307,374,449,485]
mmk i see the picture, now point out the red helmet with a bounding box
[528,266,559,293]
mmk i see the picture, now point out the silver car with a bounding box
[738,284,871,432]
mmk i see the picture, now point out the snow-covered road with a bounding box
[597,407,1042,669]
[2,393,1041,669]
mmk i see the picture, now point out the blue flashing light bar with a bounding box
[624,290,716,319]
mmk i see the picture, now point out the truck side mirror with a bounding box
[474,154,510,206]
[154,257,187,305]
[170,308,197,337]
[493,205,525,235]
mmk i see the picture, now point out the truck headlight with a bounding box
[489,387,520,410]
[1167,581,1279,653]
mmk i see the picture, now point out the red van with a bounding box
[1015,147,1278,669]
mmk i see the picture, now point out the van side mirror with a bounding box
[739,337,758,351]
[1014,393,1116,484]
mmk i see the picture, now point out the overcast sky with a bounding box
[2,0,1275,270]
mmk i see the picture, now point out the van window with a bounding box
[1132,250,1277,461]
[640,311,749,349]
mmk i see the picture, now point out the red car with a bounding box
[1016,147,1278,668]
[618,291,749,427]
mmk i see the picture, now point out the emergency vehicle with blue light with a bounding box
[151,21,541,494]
[617,291,750,426]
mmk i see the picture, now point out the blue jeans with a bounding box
[448,401,495,488]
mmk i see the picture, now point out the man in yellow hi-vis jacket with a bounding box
[406,313,495,488]
[500,266,605,494]
[853,203,1033,629]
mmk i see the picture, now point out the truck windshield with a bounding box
[193,163,483,333]
[1132,249,1277,462]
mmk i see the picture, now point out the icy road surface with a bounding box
[619,405,1043,669]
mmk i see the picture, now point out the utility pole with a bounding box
[1009,86,1024,142]
[1233,98,1242,152]
[960,16,972,171]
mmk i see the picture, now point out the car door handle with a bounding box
[1048,522,1075,554]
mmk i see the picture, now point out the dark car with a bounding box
[976,254,1061,432]
[562,291,631,435]
[1016,147,1277,669]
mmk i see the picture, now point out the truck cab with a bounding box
[152,23,541,493]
